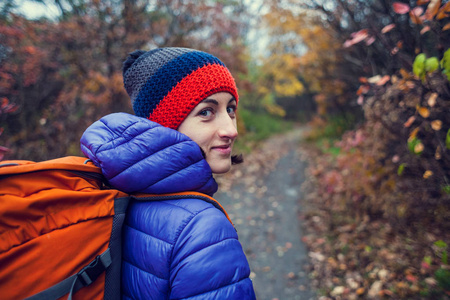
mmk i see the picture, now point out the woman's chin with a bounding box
[210,162,232,174]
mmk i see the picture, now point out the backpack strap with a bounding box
[25,249,112,300]
[130,191,234,226]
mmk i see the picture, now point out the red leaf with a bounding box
[406,274,418,283]
[421,25,431,34]
[343,29,369,48]
[393,2,410,14]
[365,36,376,45]
[381,24,396,34]
[412,6,424,16]
[357,95,364,105]
[376,75,391,86]
[1,97,8,109]
[356,85,370,95]
[0,145,9,161]
[421,261,430,269]
[359,77,368,83]
[404,116,416,128]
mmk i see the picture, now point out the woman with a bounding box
[80,48,256,299]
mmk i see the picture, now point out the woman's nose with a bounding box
[217,115,238,140]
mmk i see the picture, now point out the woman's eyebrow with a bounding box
[201,99,219,105]
[201,97,236,105]
[228,97,237,104]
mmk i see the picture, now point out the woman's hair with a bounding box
[122,47,239,130]
[231,154,243,165]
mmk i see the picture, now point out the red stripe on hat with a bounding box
[149,63,238,129]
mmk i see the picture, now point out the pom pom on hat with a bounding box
[123,47,239,129]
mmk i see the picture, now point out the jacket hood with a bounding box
[80,112,218,196]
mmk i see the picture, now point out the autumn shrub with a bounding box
[309,64,450,229]
[364,71,449,229]
[302,66,450,299]
[296,1,450,298]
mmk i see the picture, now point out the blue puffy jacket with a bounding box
[81,113,256,300]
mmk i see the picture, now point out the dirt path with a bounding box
[215,128,316,300]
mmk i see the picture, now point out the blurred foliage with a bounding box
[0,0,250,160]
[261,3,351,118]
[299,0,450,298]
[237,108,292,147]
[2,0,450,298]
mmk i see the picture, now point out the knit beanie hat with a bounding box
[122,47,239,129]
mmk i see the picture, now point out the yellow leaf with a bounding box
[437,2,450,19]
[406,81,416,89]
[435,146,442,160]
[423,170,433,179]
[399,69,411,79]
[443,23,450,31]
[425,0,441,20]
[409,127,420,139]
[391,75,399,84]
[431,120,442,130]
[368,75,382,83]
[414,142,425,154]
[428,93,438,107]
[418,106,430,118]
[410,11,423,24]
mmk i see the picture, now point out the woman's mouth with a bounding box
[212,145,232,155]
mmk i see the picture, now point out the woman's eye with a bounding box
[199,109,213,117]
[227,106,236,115]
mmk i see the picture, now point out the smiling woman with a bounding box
[178,92,238,174]
[80,47,256,299]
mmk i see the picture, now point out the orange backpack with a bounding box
[0,156,232,300]
[0,156,129,300]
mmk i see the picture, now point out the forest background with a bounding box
[1,0,449,298]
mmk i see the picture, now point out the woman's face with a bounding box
[178,92,238,174]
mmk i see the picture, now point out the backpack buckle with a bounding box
[77,249,112,287]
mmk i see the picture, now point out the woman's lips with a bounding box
[212,145,232,155]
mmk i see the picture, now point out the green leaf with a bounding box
[435,268,450,290]
[442,185,450,195]
[441,49,450,81]
[408,137,423,155]
[425,57,439,72]
[397,163,406,176]
[446,129,450,150]
[424,256,432,265]
[413,53,426,78]
[434,240,448,249]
